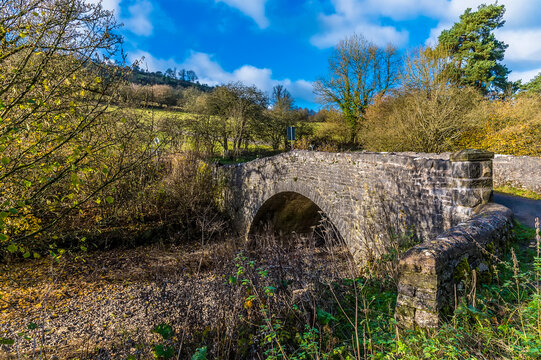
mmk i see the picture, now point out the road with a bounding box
[493,192,541,228]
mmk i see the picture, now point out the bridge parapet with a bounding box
[395,203,513,328]
[449,149,494,219]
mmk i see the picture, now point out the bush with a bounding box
[0,0,160,257]
[362,86,481,152]
[460,95,541,156]
[313,109,352,147]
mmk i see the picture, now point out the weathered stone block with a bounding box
[452,189,484,208]
[450,149,494,162]
[396,203,513,329]
[452,161,482,179]
[415,309,439,328]
[452,177,492,189]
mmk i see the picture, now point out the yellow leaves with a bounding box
[460,96,541,156]
[244,297,253,309]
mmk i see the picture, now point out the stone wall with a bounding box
[395,203,514,328]
[220,149,494,265]
[493,154,541,194]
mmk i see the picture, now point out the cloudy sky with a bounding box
[93,0,541,108]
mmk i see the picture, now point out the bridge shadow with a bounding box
[248,191,344,249]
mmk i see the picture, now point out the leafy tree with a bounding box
[314,33,400,144]
[186,70,198,83]
[0,0,155,255]
[178,69,186,81]
[164,68,177,79]
[521,72,541,94]
[437,3,509,93]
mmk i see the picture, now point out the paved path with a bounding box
[493,192,541,228]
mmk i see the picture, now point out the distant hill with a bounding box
[129,67,213,92]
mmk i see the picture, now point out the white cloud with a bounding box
[87,0,156,36]
[353,0,447,21]
[498,29,541,63]
[311,19,409,48]
[508,67,541,83]
[216,0,269,28]
[310,0,417,48]
[128,50,315,103]
[123,0,153,36]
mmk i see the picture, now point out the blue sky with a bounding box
[93,0,541,109]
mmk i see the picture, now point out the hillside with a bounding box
[129,68,213,92]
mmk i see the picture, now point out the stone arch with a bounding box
[247,190,345,246]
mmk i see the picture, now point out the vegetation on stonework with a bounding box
[495,186,541,201]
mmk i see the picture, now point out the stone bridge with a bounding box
[219,149,514,328]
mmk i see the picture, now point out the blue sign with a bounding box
[287,126,295,141]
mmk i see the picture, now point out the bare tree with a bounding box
[205,83,267,156]
[362,47,482,152]
[314,34,401,144]
[266,85,294,150]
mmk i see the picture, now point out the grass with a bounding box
[210,147,282,165]
[495,185,541,200]
[133,107,195,120]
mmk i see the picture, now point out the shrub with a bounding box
[460,95,541,156]
[361,46,483,153]
[362,86,481,152]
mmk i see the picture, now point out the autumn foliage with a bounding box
[0,0,157,257]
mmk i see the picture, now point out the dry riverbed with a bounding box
[0,238,351,359]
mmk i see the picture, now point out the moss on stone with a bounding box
[476,266,493,284]
[486,241,495,255]
[453,257,471,282]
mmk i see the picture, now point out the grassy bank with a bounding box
[495,186,541,200]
